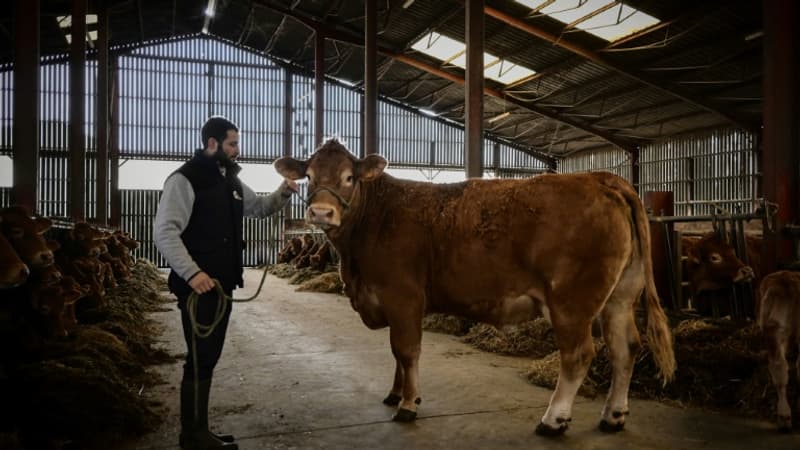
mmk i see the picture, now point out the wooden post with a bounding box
[12,0,40,213]
[644,191,675,309]
[465,0,484,178]
[69,0,87,221]
[364,0,377,155]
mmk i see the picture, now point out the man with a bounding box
[155,116,297,450]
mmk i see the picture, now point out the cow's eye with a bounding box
[709,253,722,263]
[346,175,353,183]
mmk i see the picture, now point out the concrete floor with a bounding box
[121,269,800,450]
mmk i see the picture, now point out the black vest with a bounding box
[167,151,245,297]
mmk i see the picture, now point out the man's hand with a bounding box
[189,271,215,294]
[281,178,299,198]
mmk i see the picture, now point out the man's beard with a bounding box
[214,148,236,168]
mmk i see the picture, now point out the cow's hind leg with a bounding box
[388,318,423,422]
[598,268,643,432]
[383,361,404,406]
[598,301,641,432]
[536,320,595,436]
[764,323,792,432]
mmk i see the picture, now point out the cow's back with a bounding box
[355,172,638,324]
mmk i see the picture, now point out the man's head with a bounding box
[201,116,240,165]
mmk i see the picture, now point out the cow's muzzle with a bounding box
[307,205,340,228]
[734,265,755,283]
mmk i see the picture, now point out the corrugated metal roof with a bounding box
[0,0,764,157]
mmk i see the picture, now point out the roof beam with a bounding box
[479,3,758,133]
[255,0,635,152]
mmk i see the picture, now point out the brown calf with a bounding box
[0,217,29,289]
[758,270,800,432]
[0,206,54,268]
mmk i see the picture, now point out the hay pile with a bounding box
[289,267,322,285]
[268,263,298,279]
[521,317,789,419]
[0,258,172,449]
[296,272,344,294]
[422,313,475,336]
[462,319,556,358]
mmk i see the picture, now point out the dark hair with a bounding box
[201,116,238,148]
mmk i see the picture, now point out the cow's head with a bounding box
[0,206,54,268]
[275,139,387,229]
[0,218,30,289]
[685,234,755,294]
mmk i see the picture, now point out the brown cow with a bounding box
[0,217,29,289]
[757,270,800,432]
[275,139,675,435]
[682,233,761,316]
[683,233,758,295]
[0,206,54,268]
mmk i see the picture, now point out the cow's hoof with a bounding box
[777,416,792,433]
[599,419,626,433]
[383,393,401,406]
[392,408,417,422]
[535,420,568,437]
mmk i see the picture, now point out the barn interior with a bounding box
[1,0,799,449]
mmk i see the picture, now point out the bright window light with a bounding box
[56,14,98,28]
[515,0,660,42]
[411,32,536,85]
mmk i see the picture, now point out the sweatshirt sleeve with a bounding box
[153,173,202,282]
[241,179,292,218]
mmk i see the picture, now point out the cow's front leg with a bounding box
[382,360,404,406]
[388,318,422,422]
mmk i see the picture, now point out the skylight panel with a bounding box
[486,61,536,85]
[541,0,615,24]
[411,32,465,62]
[514,0,660,42]
[576,5,660,41]
[411,32,536,85]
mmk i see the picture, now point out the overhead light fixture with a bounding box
[202,0,217,34]
[419,108,438,117]
[402,0,416,9]
[488,111,511,123]
[744,30,764,41]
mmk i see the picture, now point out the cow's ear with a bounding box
[274,157,307,180]
[9,226,24,239]
[34,217,52,234]
[687,246,701,264]
[47,240,61,252]
[357,154,387,181]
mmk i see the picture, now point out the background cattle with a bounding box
[681,233,761,318]
[1,206,55,268]
[276,139,675,436]
[0,217,29,289]
[757,270,800,432]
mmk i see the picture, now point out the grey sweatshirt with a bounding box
[154,170,291,283]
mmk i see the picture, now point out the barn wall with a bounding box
[557,147,632,180]
[559,128,759,216]
[0,35,554,266]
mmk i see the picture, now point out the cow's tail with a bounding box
[617,179,676,385]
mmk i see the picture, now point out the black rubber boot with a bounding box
[180,379,238,449]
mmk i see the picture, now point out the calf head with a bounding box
[685,234,755,294]
[275,139,387,229]
[0,222,29,289]
[113,230,139,250]
[0,206,54,268]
